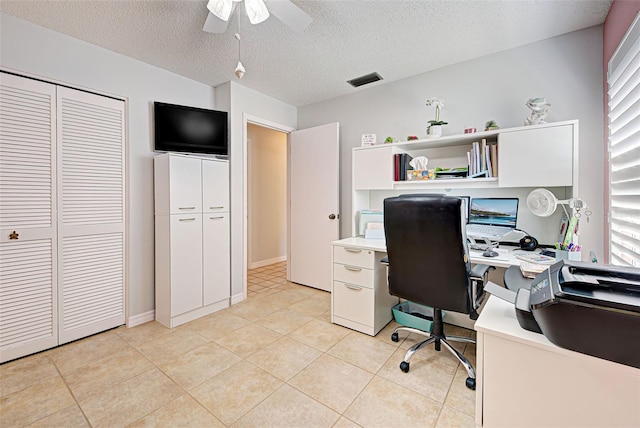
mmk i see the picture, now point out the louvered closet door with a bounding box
[57,87,125,344]
[0,73,58,363]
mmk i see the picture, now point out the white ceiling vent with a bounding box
[347,72,383,88]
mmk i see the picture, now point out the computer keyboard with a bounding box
[466,224,513,239]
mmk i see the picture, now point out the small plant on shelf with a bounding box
[385,136,394,143]
[425,97,448,136]
[485,120,499,131]
[407,135,418,141]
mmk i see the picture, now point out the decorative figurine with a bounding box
[525,97,551,125]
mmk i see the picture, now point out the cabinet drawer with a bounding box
[333,263,373,288]
[333,281,374,326]
[333,246,375,268]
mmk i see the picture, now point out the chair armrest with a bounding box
[470,264,493,280]
[468,264,495,320]
[380,256,389,265]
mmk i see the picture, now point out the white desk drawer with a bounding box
[333,263,374,288]
[333,246,375,269]
[333,281,374,326]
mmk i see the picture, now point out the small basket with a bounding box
[392,301,443,332]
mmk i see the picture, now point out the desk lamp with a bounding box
[526,188,591,220]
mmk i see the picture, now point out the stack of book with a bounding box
[467,138,498,177]
[393,153,413,181]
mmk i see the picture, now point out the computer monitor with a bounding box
[469,197,519,227]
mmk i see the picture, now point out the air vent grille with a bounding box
[347,72,383,88]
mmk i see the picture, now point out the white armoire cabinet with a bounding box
[154,153,230,328]
[0,72,126,363]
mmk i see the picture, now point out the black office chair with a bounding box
[383,194,493,390]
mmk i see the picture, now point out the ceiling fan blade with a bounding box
[203,11,230,33]
[267,0,312,32]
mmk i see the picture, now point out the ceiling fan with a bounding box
[203,0,313,33]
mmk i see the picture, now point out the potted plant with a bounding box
[426,97,447,137]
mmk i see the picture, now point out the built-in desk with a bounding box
[331,237,523,334]
[475,296,640,427]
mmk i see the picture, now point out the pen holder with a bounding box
[556,250,581,262]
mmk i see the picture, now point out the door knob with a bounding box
[329,214,337,220]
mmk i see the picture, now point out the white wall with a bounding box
[247,124,287,267]
[298,26,605,258]
[0,13,216,320]
[215,82,297,300]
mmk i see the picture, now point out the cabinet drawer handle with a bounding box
[345,284,363,291]
[209,216,224,220]
[344,266,362,272]
[344,248,362,253]
[209,206,225,209]
[178,207,196,210]
[179,218,197,221]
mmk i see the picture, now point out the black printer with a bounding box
[529,260,640,369]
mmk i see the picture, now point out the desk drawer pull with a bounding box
[344,266,362,272]
[179,218,197,222]
[209,206,225,210]
[345,284,363,291]
[344,248,362,253]
[209,216,224,220]
[178,207,196,210]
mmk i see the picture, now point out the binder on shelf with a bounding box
[490,144,498,177]
[485,145,492,177]
[393,154,400,181]
[400,153,413,181]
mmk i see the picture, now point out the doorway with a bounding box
[247,123,288,294]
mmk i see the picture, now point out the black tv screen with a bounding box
[154,102,228,156]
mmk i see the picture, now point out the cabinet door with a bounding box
[169,156,202,213]
[203,213,230,306]
[57,87,126,344]
[202,159,229,213]
[0,73,58,363]
[353,146,394,190]
[170,215,203,315]
[498,124,574,187]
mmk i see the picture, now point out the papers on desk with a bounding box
[519,262,548,279]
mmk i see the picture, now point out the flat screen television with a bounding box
[154,102,228,156]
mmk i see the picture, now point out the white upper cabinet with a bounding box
[498,123,575,188]
[353,146,394,190]
[155,155,202,214]
[202,159,229,213]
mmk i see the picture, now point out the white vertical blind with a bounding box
[607,12,640,268]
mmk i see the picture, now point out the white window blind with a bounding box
[607,12,640,268]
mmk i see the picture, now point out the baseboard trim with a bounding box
[231,292,246,305]
[248,255,286,269]
[127,310,155,327]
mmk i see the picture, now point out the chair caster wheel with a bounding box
[400,361,410,373]
[466,377,476,390]
[391,332,399,342]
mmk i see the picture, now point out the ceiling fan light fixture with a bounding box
[244,0,270,24]
[207,0,233,21]
[235,61,246,79]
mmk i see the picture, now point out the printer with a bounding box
[528,260,640,369]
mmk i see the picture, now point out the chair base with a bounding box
[391,309,477,390]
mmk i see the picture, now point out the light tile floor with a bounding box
[1,261,476,427]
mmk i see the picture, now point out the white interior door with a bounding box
[289,122,339,291]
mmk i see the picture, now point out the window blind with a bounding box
[607,12,640,268]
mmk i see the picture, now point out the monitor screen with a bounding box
[154,102,228,156]
[469,198,519,227]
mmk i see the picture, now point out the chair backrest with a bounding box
[383,194,472,314]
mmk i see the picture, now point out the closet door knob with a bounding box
[328,214,336,220]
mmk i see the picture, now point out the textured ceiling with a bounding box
[0,0,612,107]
